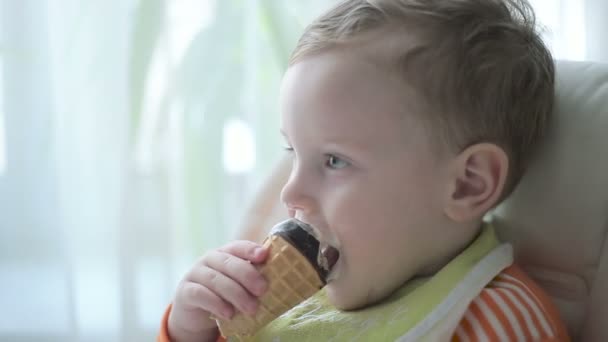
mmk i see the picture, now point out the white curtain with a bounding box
[531,0,608,62]
[0,0,605,341]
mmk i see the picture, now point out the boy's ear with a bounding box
[443,143,509,223]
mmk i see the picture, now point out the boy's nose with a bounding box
[280,168,316,217]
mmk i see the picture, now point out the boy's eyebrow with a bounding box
[313,134,374,156]
[326,140,372,154]
[280,129,373,156]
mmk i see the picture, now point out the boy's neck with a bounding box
[417,220,484,277]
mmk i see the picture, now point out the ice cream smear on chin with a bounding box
[270,219,340,283]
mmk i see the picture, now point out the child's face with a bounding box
[279,49,454,310]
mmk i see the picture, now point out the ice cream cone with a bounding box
[215,233,325,341]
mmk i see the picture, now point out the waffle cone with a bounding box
[215,234,324,341]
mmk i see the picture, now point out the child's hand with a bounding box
[167,240,269,342]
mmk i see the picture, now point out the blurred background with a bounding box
[0,0,606,341]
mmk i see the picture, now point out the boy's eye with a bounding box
[326,155,349,169]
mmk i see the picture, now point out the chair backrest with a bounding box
[493,60,608,341]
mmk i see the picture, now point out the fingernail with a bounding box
[222,308,233,320]
[254,247,264,258]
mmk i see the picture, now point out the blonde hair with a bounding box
[290,0,555,200]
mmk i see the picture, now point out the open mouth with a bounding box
[318,242,340,278]
[287,218,341,282]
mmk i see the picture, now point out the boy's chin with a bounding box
[326,274,410,311]
[326,288,359,311]
[325,283,376,311]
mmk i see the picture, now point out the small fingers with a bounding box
[188,267,260,316]
[218,240,269,264]
[177,281,234,320]
[203,250,267,296]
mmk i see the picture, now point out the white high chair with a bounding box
[236,60,608,341]
[492,60,608,341]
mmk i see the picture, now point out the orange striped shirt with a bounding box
[159,265,569,342]
[452,265,569,342]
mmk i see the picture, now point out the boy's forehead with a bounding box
[282,49,373,89]
[281,52,394,122]
[281,48,427,117]
[280,50,430,154]
[281,30,423,108]
[281,49,405,110]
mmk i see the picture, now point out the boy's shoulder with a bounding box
[454,264,570,341]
